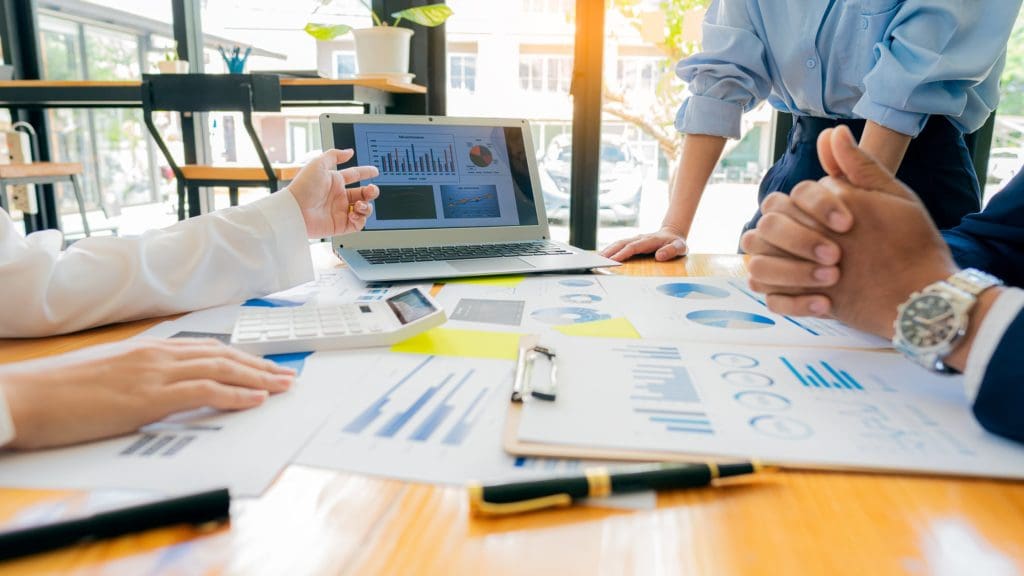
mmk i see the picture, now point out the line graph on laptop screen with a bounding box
[333,121,538,230]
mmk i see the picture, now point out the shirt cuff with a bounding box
[253,190,315,290]
[0,384,16,449]
[675,95,743,139]
[852,96,929,138]
[963,287,1024,402]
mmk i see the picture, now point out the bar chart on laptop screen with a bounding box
[366,132,458,183]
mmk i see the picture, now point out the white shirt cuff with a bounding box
[0,384,16,448]
[963,287,1024,402]
[253,189,315,290]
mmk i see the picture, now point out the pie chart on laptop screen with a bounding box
[686,310,776,330]
[469,145,494,167]
[657,282,730,300]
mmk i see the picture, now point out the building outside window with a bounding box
[449,53,477,93]
[518,55,572,94]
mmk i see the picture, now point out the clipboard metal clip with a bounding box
[511,345,558,403]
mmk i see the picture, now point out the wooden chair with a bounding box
[141,74,299,220]
[0,162,91,237]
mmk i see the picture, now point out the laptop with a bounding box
[321,114,620,282]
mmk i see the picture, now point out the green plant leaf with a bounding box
[304,22,353,41]
[390,4,453,27]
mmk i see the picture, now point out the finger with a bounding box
[169,341,295,376]
[166,357,294,393]
[601,238,631,258]
[755,212,841,265]
[791,179,853,233]
[163,380,270,413]
[654,238,687,261]
[829,125,909,198]
[348,202,371,231]
[345,183,379,206]
[765,293,833,317]
[321,148,355,169]
[761,187,832,235]
[747,255,839,287]
[739,229,800,258]
[338,165,380,186]
[609,237,668,262]
[816,128,843,178]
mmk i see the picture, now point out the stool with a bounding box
[0,162,91,237]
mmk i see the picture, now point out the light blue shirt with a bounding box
[675,0,1022,139]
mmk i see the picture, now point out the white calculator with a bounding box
[230,287,446,356]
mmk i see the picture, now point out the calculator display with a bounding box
[386,289,437,325]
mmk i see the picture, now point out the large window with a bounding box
[987,12,1024,203]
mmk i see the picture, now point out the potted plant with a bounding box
[156,44,190,74]
[305,1,452,79]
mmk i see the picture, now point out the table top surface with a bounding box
[0,252,1022,575]
[0,77,427,95]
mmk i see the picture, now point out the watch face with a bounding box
[898,294,960,349]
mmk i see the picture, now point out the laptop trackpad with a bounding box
[449,258,534,273]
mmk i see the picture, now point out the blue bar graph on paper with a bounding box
[376,374,452,438]
[612,344,682,361]
[343,356,435,434]
[630,365,699,403]
[781,356,864,391]
[442,387,489,446]
[409,370,473,442]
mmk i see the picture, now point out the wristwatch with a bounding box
[893,268,1003,373]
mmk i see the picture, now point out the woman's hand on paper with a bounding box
[0,339,294,450]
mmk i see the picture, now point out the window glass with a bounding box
[987,12,1024,204]
[447,0,576,242]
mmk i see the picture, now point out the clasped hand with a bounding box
[740,125,958,339]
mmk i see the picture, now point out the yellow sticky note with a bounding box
[441,275,526,288]
[391,328,523,360]
[553,317,641,339]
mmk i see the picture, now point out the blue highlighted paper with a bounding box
[244,297,304,308]
[657,282,730,300]
[686,310,776,330]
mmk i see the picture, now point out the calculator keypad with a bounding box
[235,305,375,342]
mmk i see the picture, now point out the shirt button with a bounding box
[861,17,869,29]
[805,58,817,69]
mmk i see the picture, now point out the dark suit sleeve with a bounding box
[941,171,1024,288]
[972,310,1024,443]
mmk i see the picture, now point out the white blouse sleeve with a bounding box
[0,190,313,338]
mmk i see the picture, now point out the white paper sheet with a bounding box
[517,336,1024,479]
[293,352,656,509]
[597,275,888,348]
[434,275,626,333]
[0,351,381,497]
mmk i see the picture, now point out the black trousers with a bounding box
[744,115,981,238]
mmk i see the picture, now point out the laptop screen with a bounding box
[332,122,540,231]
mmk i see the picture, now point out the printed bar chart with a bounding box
[631,365,700,403]
[780,357,864,391]
[343,356,435,434]
[376,374,453,438]
[612,344,683,361]
[410,371,473,442]
[442,387,490,446]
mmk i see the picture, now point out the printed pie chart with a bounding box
[469,145,494,167]
[561,293,603,304]
[687,310,776,330]
[559,278,594,287]
[531,307,611,325]
[657,282,730,300]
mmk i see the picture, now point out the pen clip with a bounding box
[511,345,558,403]
[467,483,573,516]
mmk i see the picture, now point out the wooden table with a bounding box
[1,254,1022,575]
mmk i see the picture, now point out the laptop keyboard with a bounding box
[357,241,572,265]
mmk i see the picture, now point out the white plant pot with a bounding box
[157,60,190,74]
[352,26,414,76]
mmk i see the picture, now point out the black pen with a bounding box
[468,462,765,516]
[0,488,230,561]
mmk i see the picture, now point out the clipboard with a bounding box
[502,336,743,464]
